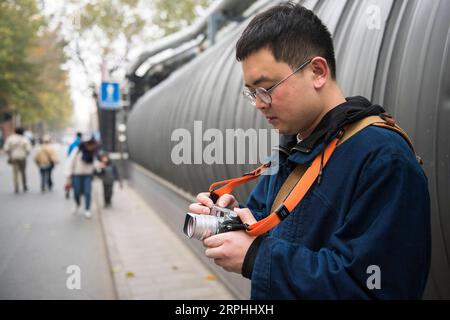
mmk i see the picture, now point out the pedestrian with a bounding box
[96,153,121,208]
[65,136,99,219]
[34,134,59,192]
[188,2,431,299]
[65,132,82,199]
[3,127,32,193]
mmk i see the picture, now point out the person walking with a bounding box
[3,127,32,193]
[65,137,99,219]
[96,153,121,208]
[34,134,59,192]
[65,132,82,199]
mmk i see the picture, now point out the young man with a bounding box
[189,2,431,299]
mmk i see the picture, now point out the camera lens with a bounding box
[184,213,219,240]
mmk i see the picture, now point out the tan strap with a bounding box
[339,114,418,156]
[338,115,385,145]
[271,165,307,212]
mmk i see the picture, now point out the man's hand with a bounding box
[203,208,257,273]
[188,192,239,215]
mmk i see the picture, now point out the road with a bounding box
[0,144,115,299]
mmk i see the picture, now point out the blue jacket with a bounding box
[245,111,431,299]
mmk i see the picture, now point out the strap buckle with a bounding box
[380,113,396,126]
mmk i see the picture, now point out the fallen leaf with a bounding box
[111,267,121,273]
[126,271,135,278]
[206,274,217,281]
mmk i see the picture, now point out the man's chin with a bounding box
[274,126,295,135]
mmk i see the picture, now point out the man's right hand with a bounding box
[188,192,239,215]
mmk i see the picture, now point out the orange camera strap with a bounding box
[245,134,342,236]
[209,132,343,236]
[209,114,419,237]
[209,162,271,203]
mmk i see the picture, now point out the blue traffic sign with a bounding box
[100,82,121,109]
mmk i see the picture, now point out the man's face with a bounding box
[242,48,322,135]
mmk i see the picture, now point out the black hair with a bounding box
[15,127,24,135]
[76,132,82,138]
[236,1,336,79]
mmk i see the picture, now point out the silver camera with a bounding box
[183,205,247,240]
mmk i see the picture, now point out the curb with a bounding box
[93,179,130,300]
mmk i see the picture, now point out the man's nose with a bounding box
[255,96,270,110]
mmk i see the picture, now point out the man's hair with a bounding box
[76,132,82,138]
[15,127,24,135]
[236,2,336,79]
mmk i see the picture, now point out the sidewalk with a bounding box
[92,179,235,300]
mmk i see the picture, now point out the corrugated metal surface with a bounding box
[127,0,450,299]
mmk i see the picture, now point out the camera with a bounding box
[183,205,247,240]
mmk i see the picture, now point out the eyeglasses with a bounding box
[243,58,312,106]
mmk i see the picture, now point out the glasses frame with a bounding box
[243,58,313,106]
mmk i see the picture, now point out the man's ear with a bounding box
[311,57,329,89]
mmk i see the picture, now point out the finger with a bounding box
[188,203,210,214]
[234,208,257,225]
[216,194,237,208]
[205,247,222,259]
[203,234,225,248]
[196,192,214,208]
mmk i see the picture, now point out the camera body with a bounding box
[183,205,246,240]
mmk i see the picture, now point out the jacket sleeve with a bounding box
[3,137,11,154]
[250,153,431,299]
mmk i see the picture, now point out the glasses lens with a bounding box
[255,87,272,104]
[243,90,256,105]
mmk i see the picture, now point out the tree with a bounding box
[0,0,73,129]
[0,0,42,116]
[30,30,73,129]
[62,0,150,87]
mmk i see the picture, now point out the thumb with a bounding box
[234,208,257,225]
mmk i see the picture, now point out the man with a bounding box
[3,127,32,193]
[188,2,430,299]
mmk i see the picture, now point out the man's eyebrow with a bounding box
[245,75,274,88]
